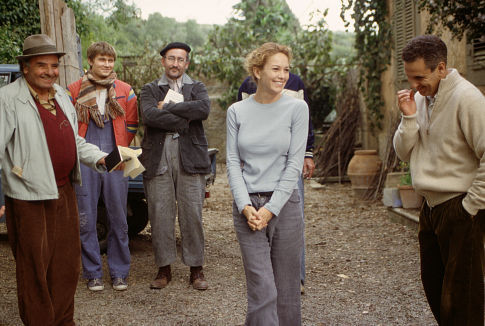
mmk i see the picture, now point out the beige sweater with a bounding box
[393,69,485,215]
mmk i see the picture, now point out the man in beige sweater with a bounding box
[394,35,484,325]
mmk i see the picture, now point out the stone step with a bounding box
[387,207,419,229]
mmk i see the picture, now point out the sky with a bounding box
[133,0,353,32]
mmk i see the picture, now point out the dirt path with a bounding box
[0,164,436,325]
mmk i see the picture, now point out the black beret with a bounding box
[160,42,191,57]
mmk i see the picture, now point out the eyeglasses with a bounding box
[164,56,187,64]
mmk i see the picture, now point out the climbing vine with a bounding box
[341,0,392,131]
[0,0,41,63]
[416,0,485,41]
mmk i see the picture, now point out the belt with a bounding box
[249,192,273,197]
[165,132,179,139]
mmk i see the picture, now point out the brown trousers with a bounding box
[419,194,484,326]
[6,182,80,326]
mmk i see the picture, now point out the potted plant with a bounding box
[397,164,423,209]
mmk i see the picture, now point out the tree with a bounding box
[195,0,340,129]
[65,0,92,38]
[331,31,356,59]
[0,0,40,63]
[105,0,140,28]
[184,19,210,49]
[290,10,336,127]
[416,0,485,41]
[341,0,392,131]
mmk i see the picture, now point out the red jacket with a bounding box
[67,79,138,146]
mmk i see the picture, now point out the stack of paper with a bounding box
[163,89,184,104]
[105,146,145,178]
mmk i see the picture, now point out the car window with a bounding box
[0,73,10,88]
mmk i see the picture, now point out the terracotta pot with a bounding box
[347,150,382,198]
[398,185,423,209]
[385,172,407,188]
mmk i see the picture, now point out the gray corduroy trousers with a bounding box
[144,135,206,267]
[233,190,303,326]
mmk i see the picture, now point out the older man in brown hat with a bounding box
[0,34,108,326]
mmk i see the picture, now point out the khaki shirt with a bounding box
[25,81,57,114]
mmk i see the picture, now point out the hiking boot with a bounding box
[150,265,171,289]
[190,266,208,290]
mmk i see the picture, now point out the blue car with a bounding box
[0,64,21,87]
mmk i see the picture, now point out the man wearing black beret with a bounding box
[140,42,211,290]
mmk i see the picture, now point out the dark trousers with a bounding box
[419,194,484,326]
[6,182,80,326]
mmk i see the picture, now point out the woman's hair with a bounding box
[87,41,117,63]
[244,42,292,84]
[402,35,447,71]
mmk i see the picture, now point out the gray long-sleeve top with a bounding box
[226,94,309,216]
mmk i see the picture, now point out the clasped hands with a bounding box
[242,205,273,231]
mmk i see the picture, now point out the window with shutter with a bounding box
[466,38,485,86]
[393,0,417,83]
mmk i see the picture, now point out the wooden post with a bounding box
[39,0,81,88]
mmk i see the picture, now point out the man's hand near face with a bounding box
[397,89,417,116]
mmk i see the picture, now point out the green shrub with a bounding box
[398,161,412,186]
[399,172,412,186]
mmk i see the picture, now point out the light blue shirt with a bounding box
[226,94,309,216]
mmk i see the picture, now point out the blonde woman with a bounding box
[226,42,309,325]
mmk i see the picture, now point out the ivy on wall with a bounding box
[341,0,392,131]
[416,0,485,41]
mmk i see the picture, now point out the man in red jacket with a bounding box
[68,41,138,291]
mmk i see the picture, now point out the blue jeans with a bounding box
[75,119,130,279]
[298,175,305,285]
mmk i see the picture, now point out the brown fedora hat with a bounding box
[16,34,65,60]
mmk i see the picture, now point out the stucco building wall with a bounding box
[366,2,483,162]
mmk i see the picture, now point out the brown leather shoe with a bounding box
[190,266,208,290]
[150,265,171,289]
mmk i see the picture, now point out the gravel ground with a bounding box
[0,164,436,325]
